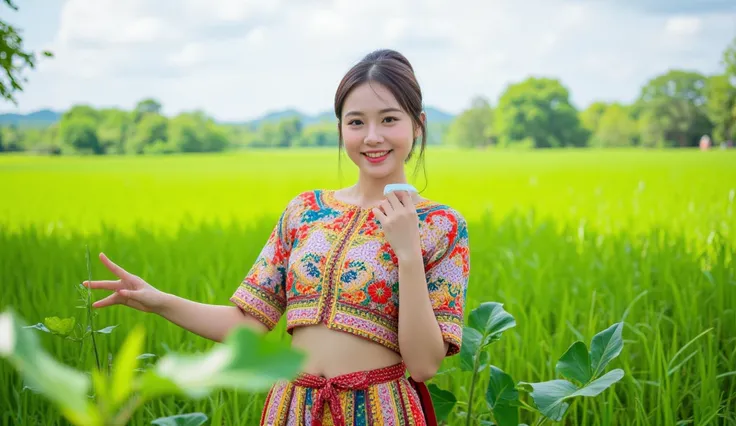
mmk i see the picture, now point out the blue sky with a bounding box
[2,0,735,121]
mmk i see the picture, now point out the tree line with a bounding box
[1,17,735,155]
[446,37,736,150]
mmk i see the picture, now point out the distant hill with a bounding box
[228,109,336,127]
[425,106,455,124]
[0,106,455,128]
[0,109,61,128]
[231,106,455,127]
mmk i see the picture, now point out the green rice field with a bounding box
[1,148,735,425]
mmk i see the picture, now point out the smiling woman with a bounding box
[334,49,428,191]
[82,49,470,426]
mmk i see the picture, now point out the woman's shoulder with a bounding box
[417,198,468,227]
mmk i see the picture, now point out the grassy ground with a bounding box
[1,148,734,425]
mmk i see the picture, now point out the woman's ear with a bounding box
[414,111,427,139]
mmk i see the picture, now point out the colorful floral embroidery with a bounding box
[230,189,470,356]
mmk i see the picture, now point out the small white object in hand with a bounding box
[383,183,418,196]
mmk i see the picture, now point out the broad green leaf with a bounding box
[590,323,623,377]
[44,317,76,336]
[556,341,592,384]
[151,413,208,426]
[491,404,517,426]
[427,384,457,422]
[468,302,516,345]
[517,379,576,421]
[112,324,145,408]
[568,369,624,398]
[141,325,305,399]
[485,366,519,426]
[519,369,625,421]
[460,327,482,372]
[0,309,101,426]
[95,325,118,334]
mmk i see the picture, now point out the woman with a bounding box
[84,49,470,426]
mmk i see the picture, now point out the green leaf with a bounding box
[468,302,516,345]
[43,317,76,336]
[95,325,118,334]
[555,341,592,384]
[151,413,208,426]
[518,369,625,421]
[567,369,624,397]
[140,325,305,399]
[0,309,101,426]
[427,384,457,422]
[485,366,519,426]
[111,324,145,408]
[460,327,482,372]
[517,379,576,421]
[590,323,623,377]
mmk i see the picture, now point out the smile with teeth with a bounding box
[364,150,391,158]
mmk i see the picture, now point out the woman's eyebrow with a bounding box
[344,108,403,117]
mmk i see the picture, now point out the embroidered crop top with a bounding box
[230,189,470,356]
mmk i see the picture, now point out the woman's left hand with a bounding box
[372,191,421,261]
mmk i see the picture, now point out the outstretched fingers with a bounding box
[99,252,130,279]
[92,292,123,309]
[83,279,121,291]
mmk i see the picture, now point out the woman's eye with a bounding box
[384,116,398,123]
[348,119,363,126]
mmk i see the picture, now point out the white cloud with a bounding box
[6,0,736,120]
[665,16,703,37]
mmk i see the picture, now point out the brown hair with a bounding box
[334,49,428,186]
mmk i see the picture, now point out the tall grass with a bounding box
[1,148,734,425]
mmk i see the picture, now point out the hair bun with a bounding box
[361,49,414,73]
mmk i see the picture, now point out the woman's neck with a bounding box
[352,171,408,207]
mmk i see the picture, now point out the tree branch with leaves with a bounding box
[0,0,53,105]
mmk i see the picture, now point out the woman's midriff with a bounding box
[290,323,403,379]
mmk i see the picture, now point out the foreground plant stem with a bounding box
[85,245,102,371]
[465,349,482,426]
[111,394,145,426]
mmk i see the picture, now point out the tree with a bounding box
[704,75,736,142]
[133,98,163,122]
[0,0,52,104]
[97,109,133,154]
[580,102,610,135]
[59,115,102,154]
[723,36,736,81]
[494,77,587,148]
[591,104,637,147]
[57,105,103,154]
[276,117,302,148]
[295,122,338,147]
[168,111,228,153]
[444,96,494,148]
[128,113,168,154]
[636,70,712,147]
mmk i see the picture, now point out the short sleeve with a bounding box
[425,208,470,356]
[230,195,301,331]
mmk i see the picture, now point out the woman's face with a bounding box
[340,81,423,181]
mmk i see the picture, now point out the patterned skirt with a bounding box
[259,362,434,426]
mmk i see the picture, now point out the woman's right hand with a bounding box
[83,252,167,314]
